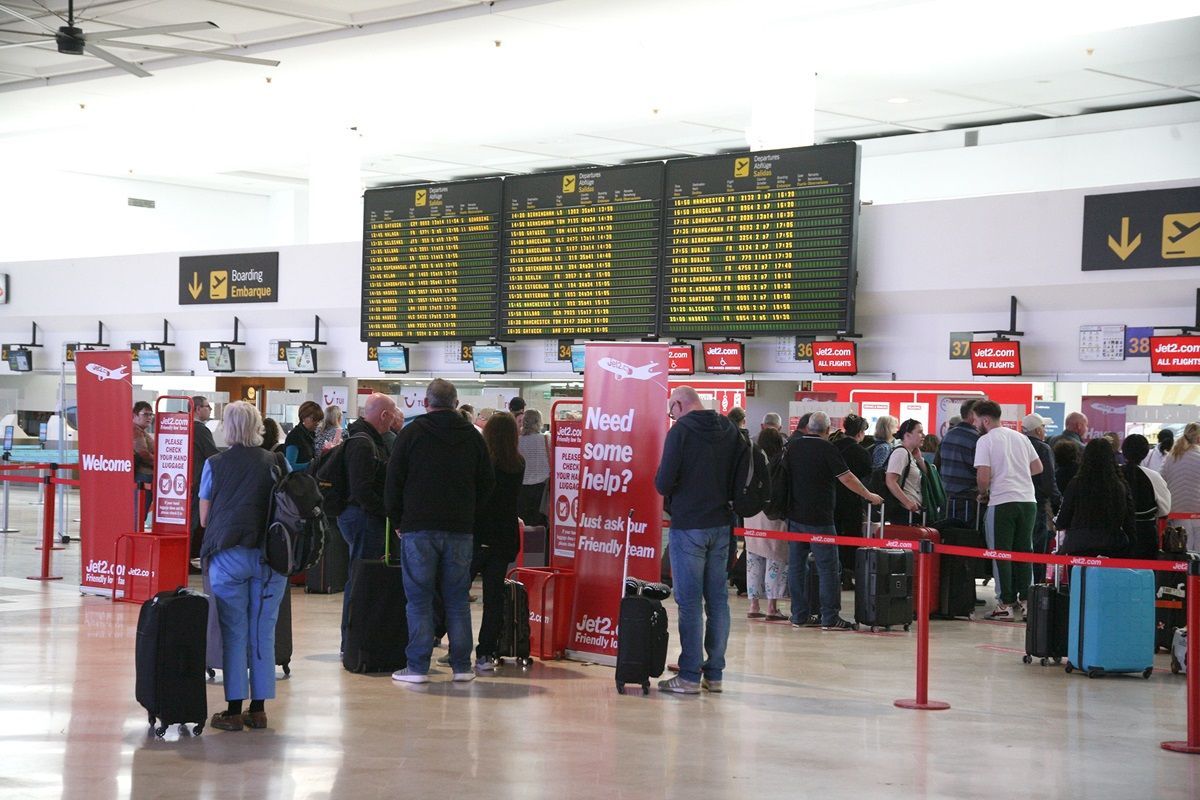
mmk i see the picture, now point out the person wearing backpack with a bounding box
[654,386,741,694]
[198,401,288,732]
[337,393,401,652]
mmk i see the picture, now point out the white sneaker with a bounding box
[986,603,1015,621]
[452,671,476,682]
[391,667,429,684]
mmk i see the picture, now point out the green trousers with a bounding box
[985,501,1036,605]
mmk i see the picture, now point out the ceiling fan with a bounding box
[0,0,279,78]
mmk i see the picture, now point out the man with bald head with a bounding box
[338,391,402,651]
[1051,411,1088,452]
[654,385,741,694]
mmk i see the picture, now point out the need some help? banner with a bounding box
[567,342,669,663]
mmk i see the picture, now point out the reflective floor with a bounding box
[1,488,1197,799]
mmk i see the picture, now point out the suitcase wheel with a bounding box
[155,724,169,738]
[1087,669,1099,679]
[281,662,291,677]
[1053,657,1062,665]
[207,668,216,681]
[1142,668,1153,680]
[616,680,625,695]
[147,712,156,727]
[1171,657,1182,675]
[903,623,911,632]
[1064,663,1074,674]
[642,681,650,696]
[1022,655,1032,664]
[193,722,204,736]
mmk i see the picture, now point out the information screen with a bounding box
[661,143,860,337]
[376,345,410,374]
[285,346,317,373]
[502,163,663,337]
[136,348,164,373]
[362,180,502,341]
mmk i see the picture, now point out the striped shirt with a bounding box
[937,422,980,498]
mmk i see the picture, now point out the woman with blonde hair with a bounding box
[1162,422,1200,550]
[314,405,343,452]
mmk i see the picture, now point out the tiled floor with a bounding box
[1,489,1198,799]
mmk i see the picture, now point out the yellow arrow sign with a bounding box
[1107,216,1142,261]
[187,272,203,300]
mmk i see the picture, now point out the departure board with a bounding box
[361,180,501,341]
[661,143,860,337]
[502,163,663,337]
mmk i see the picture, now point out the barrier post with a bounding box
[0,460,18,533]
[1162,559,1200,754]
[27,475,61,581]
[895,539,950,711]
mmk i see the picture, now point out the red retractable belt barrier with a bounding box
[736,526,1200,751]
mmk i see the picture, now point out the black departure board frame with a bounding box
[501,163,664,338]
[361,179,502,341]
[660,142,860,338]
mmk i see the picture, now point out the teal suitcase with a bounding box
[1066,565,1154,679]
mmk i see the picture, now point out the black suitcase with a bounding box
[204,571,294,678]
[730,547,747,595]
[1024,582,1069,665]
[935,527,982,618]
[342,559,408,674]
[615,594,669,695]
[306,519,350,594]
[136,588,209,737]
[497,579,532,666]
[1156,553,1190,652]
[854,548,913,631]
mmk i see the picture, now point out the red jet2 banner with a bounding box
[76,351,136,595]
[568,342,668,663]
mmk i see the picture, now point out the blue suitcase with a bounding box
[1066,566,1154,679]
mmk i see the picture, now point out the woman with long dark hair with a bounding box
[1054,438,1136,557]
[1144,428,1173,472]
[1120,434,1171,559]
[472,412,525,671]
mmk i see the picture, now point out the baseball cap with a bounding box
[1021,413,1047,432]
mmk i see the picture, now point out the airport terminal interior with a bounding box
[2,1,1200,798]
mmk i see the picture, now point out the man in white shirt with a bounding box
[973,401,1043,621]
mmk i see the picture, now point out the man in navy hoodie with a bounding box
[654,386,740,694]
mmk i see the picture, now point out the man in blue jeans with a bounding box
[654,386,741,694]
[785,412,883,630]
[386,379,494,684]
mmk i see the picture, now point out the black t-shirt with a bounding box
[786,435,850,526]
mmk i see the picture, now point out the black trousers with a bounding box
[517,481,548,527]
[471,546,509,659]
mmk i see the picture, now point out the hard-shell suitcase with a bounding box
[342,557,408,674]
[497,579,532,666]
[854,548,913,631]
[934,523,985,617]
[306,518,350,594]
[615,594,669,695]
[882,513,941,618]
[204,571,293,678]
[136,588,209,737]
[1023,582,1069,666]
[1066,566,1155,679]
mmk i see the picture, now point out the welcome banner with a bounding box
[76,351,135,595]
[567,342,668,663]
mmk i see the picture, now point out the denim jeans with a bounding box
[401,531,474,674]
[787,522,841,626]
[668,526,731,684]
[338,505,386,651]
[207,546,286,702]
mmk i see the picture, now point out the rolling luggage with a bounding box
[882,512,941,618]
[1066,566,1154,679]
[1023,582,1069,666]
[342,555,408,674]
[497,579,533,666]
[935,526,983,618]
[1155,552,1189,652]
[136,588,209,737]
[306,518,350,594]
[615,514,670,695]
[204,570,294,678]
[854,548,913,631]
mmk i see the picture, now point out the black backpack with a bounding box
[309,432,372,517]
[731,436,771,519]
[263,456,327,576]
[762,452,790,521]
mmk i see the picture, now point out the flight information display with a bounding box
[661,143,860,337]
[361,180,501,341]
[502,163,663,337]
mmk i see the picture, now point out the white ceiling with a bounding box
[0,0,1197,195]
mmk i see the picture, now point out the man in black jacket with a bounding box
[654,386,740,694]
[387,379,494,684]
[1022,413,1061,583]
[338,392,400,652]
[188,395,220,569]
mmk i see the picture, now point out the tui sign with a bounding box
[179,252,279,305]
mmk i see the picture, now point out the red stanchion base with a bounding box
[1160,741,1200,754]
[27,575,63,581]
[894,699,951,710]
